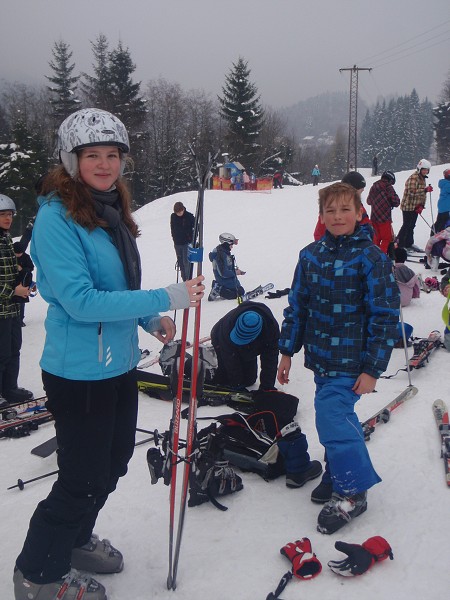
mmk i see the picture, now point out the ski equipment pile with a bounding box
[361,386,418,441]
[432,399,450,486]
[409,331,442,369]
[0,396,46,422]
[137,337,210,370]
[0,408,53,439]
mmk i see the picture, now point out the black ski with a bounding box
[31,436,58,457]
[239,283,274,303]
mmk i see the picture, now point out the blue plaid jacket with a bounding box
[279,227,400,379]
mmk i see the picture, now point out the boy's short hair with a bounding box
[173,201,185,213]
[318,182,361,214]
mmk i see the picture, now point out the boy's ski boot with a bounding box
[71,533,123,574]
[317,491,367,534]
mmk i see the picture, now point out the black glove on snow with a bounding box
[328,536,393,576]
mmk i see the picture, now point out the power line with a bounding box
[371,36,450,70]
[357,19,450,63]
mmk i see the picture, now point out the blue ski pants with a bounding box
[314,375,381,495]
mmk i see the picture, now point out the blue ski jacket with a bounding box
[31,194,173,381]
[279,227,400,379]
[209,242,241,290]
[437,178,450,215]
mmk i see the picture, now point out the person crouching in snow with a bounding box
[393,247,420,306]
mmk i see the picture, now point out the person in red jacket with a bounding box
[313,171,373,241]
[366,171,400,253]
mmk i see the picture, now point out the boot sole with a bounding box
[286,467,323,489]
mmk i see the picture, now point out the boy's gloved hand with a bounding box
[327,536,393,576]
[415,204,425,214]
[280,538,322,579]
[425,185,433,193]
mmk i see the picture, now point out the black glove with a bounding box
[328,536,393,576]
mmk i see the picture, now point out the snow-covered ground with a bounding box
[2,164,450,599]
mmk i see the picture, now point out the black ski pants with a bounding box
[396,210,418,248]
[16,369,138,584]
[0,314,22,396]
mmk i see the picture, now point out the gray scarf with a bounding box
[91,189,142,290]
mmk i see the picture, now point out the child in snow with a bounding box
[311,165,320,186]
[425,222,450,267]
[366,170,400,253]
[208,232,245,301]
[278,182,400,535]
[393,247,420,306]
[432,168,450,233]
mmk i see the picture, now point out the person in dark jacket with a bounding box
[211,301,323,488]
[170,201,195,281]
[0,196,33,408]
[208,233,245,300]
[13,241,35,326]
[278,182,400,535]
[211,301,279,390]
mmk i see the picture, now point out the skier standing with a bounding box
[170,201,195,281]
[396,158,433,252]
[311,165,320,186]
[366,170,400,253]
[13,108,204,600]
[433,168,450,233]
[278,182,399,534]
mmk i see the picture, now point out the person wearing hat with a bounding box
[311,165,320,186]
[366,171,400,254]
[211,301,323,488]
[13,241,35,326]
[208,232,245,301]
[170,201,195,281]
[0,195,34,409]
[313,171,373,241]
[210,301,279,390]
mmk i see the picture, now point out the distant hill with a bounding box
[278,91,368,143]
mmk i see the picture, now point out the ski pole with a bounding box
[7,470,59,491]
[174,261,180,324]
[418,211,434,234]
[428,190,435,235]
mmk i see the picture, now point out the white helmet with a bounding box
[56,108,130,179]
[0,194,16,213]
[219,232,238,245]
[417,158,431,171]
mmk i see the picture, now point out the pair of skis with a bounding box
[166,149,219,590]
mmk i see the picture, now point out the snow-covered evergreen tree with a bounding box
[46,40,81,127]
[218,57,264,170]
[80,34,112,110]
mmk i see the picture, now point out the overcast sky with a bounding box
[1,0,449,108]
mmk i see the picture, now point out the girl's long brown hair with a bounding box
[40,165,140,237]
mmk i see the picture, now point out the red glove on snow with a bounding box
[415,204,425,214]
[425,185,433,193]
[280,538,322,580]
[327,536,393,576]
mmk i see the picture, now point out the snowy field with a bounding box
[2,163,450,599]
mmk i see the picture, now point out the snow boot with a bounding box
[310,480,334,504]
[317,491,367,534]
[277,424,322,488]
[285,460,322,488]
[71,534,123,574]
[13,567,106,600]
[0,395,10,409]
[208,281,225,301]
[4,387,34,403]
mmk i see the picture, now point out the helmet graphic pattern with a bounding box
[382,170,396,184]
[417,159,431,171]
[57,108,130,154]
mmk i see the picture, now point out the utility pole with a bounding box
[339,65,372,172]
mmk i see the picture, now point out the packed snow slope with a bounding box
[2,164,450,599]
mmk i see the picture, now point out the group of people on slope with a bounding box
[4,103,437,600]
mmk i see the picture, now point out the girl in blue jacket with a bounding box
[14,109,204,600]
